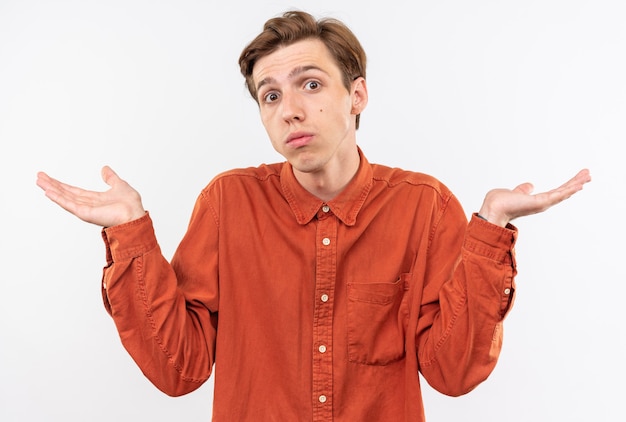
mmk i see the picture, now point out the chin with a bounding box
[291,158,323,174]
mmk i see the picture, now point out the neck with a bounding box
[294,147,360,202]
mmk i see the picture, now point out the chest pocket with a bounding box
[347,273,410,365]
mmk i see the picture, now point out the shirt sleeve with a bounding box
[100,196,219,397]
[414,196,518,396]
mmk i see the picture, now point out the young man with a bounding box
[36,10,591,422]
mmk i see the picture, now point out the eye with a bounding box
[262,91,280,103]
[305,80,320,91]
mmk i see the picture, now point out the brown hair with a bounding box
[238,10,367,128]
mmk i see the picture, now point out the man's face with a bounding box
[252,39,367,176]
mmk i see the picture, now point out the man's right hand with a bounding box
[36,166,146,228]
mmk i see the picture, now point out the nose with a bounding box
[280,91,304,122]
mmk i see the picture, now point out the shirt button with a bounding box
[322,237,330,246]
[322,205,330,212]
[321,294,329,302]
[504,288,511,295]
[319,395,327,403]
[318,345,327,353]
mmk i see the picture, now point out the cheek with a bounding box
[260,114,285,150]
[260,111,275,132]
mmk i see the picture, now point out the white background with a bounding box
[1,0,624,421]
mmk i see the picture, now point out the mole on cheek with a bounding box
[319,109,323,112]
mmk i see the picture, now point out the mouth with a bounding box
[286,132,314,148]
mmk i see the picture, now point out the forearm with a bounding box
[417,215,517,396]
[101,213,216,396]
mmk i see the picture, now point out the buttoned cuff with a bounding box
[464,213,518,265]
[101,212,158,264]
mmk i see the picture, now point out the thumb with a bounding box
[101,165,119,187]
[513,182,534,195]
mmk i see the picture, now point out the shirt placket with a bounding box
[312,204,337,421]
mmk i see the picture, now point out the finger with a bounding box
[38,179,84,215]
[36,171,65,190]
[560,169,591,189]
[552,169,591,197]
[513,182,534,195]
[36,172,70,197]
[101,165,120,187]
[41,178,109,221]
[532,170,590,211]
[36,171,52,191]
[575,168,592,182]
[571,168,592,188]
[37,172,102,209]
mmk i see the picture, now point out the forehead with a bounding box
[252,39,341,87]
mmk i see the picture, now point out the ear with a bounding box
[350,77,368,115]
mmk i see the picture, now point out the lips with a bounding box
[286,132,314,148]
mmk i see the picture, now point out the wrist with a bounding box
[476,209,508,227]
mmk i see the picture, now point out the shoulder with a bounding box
[194,162,286,213]
[214,162,283,182]
[370,163,453,199]
[201,162,284,193]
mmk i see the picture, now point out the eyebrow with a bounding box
[256,65,328,93]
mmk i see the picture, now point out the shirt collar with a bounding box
[280,148,373,226]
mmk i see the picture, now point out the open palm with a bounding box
[478,169,591,227]
[36,166,146,228]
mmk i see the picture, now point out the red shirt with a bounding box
[101,150,517,421]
